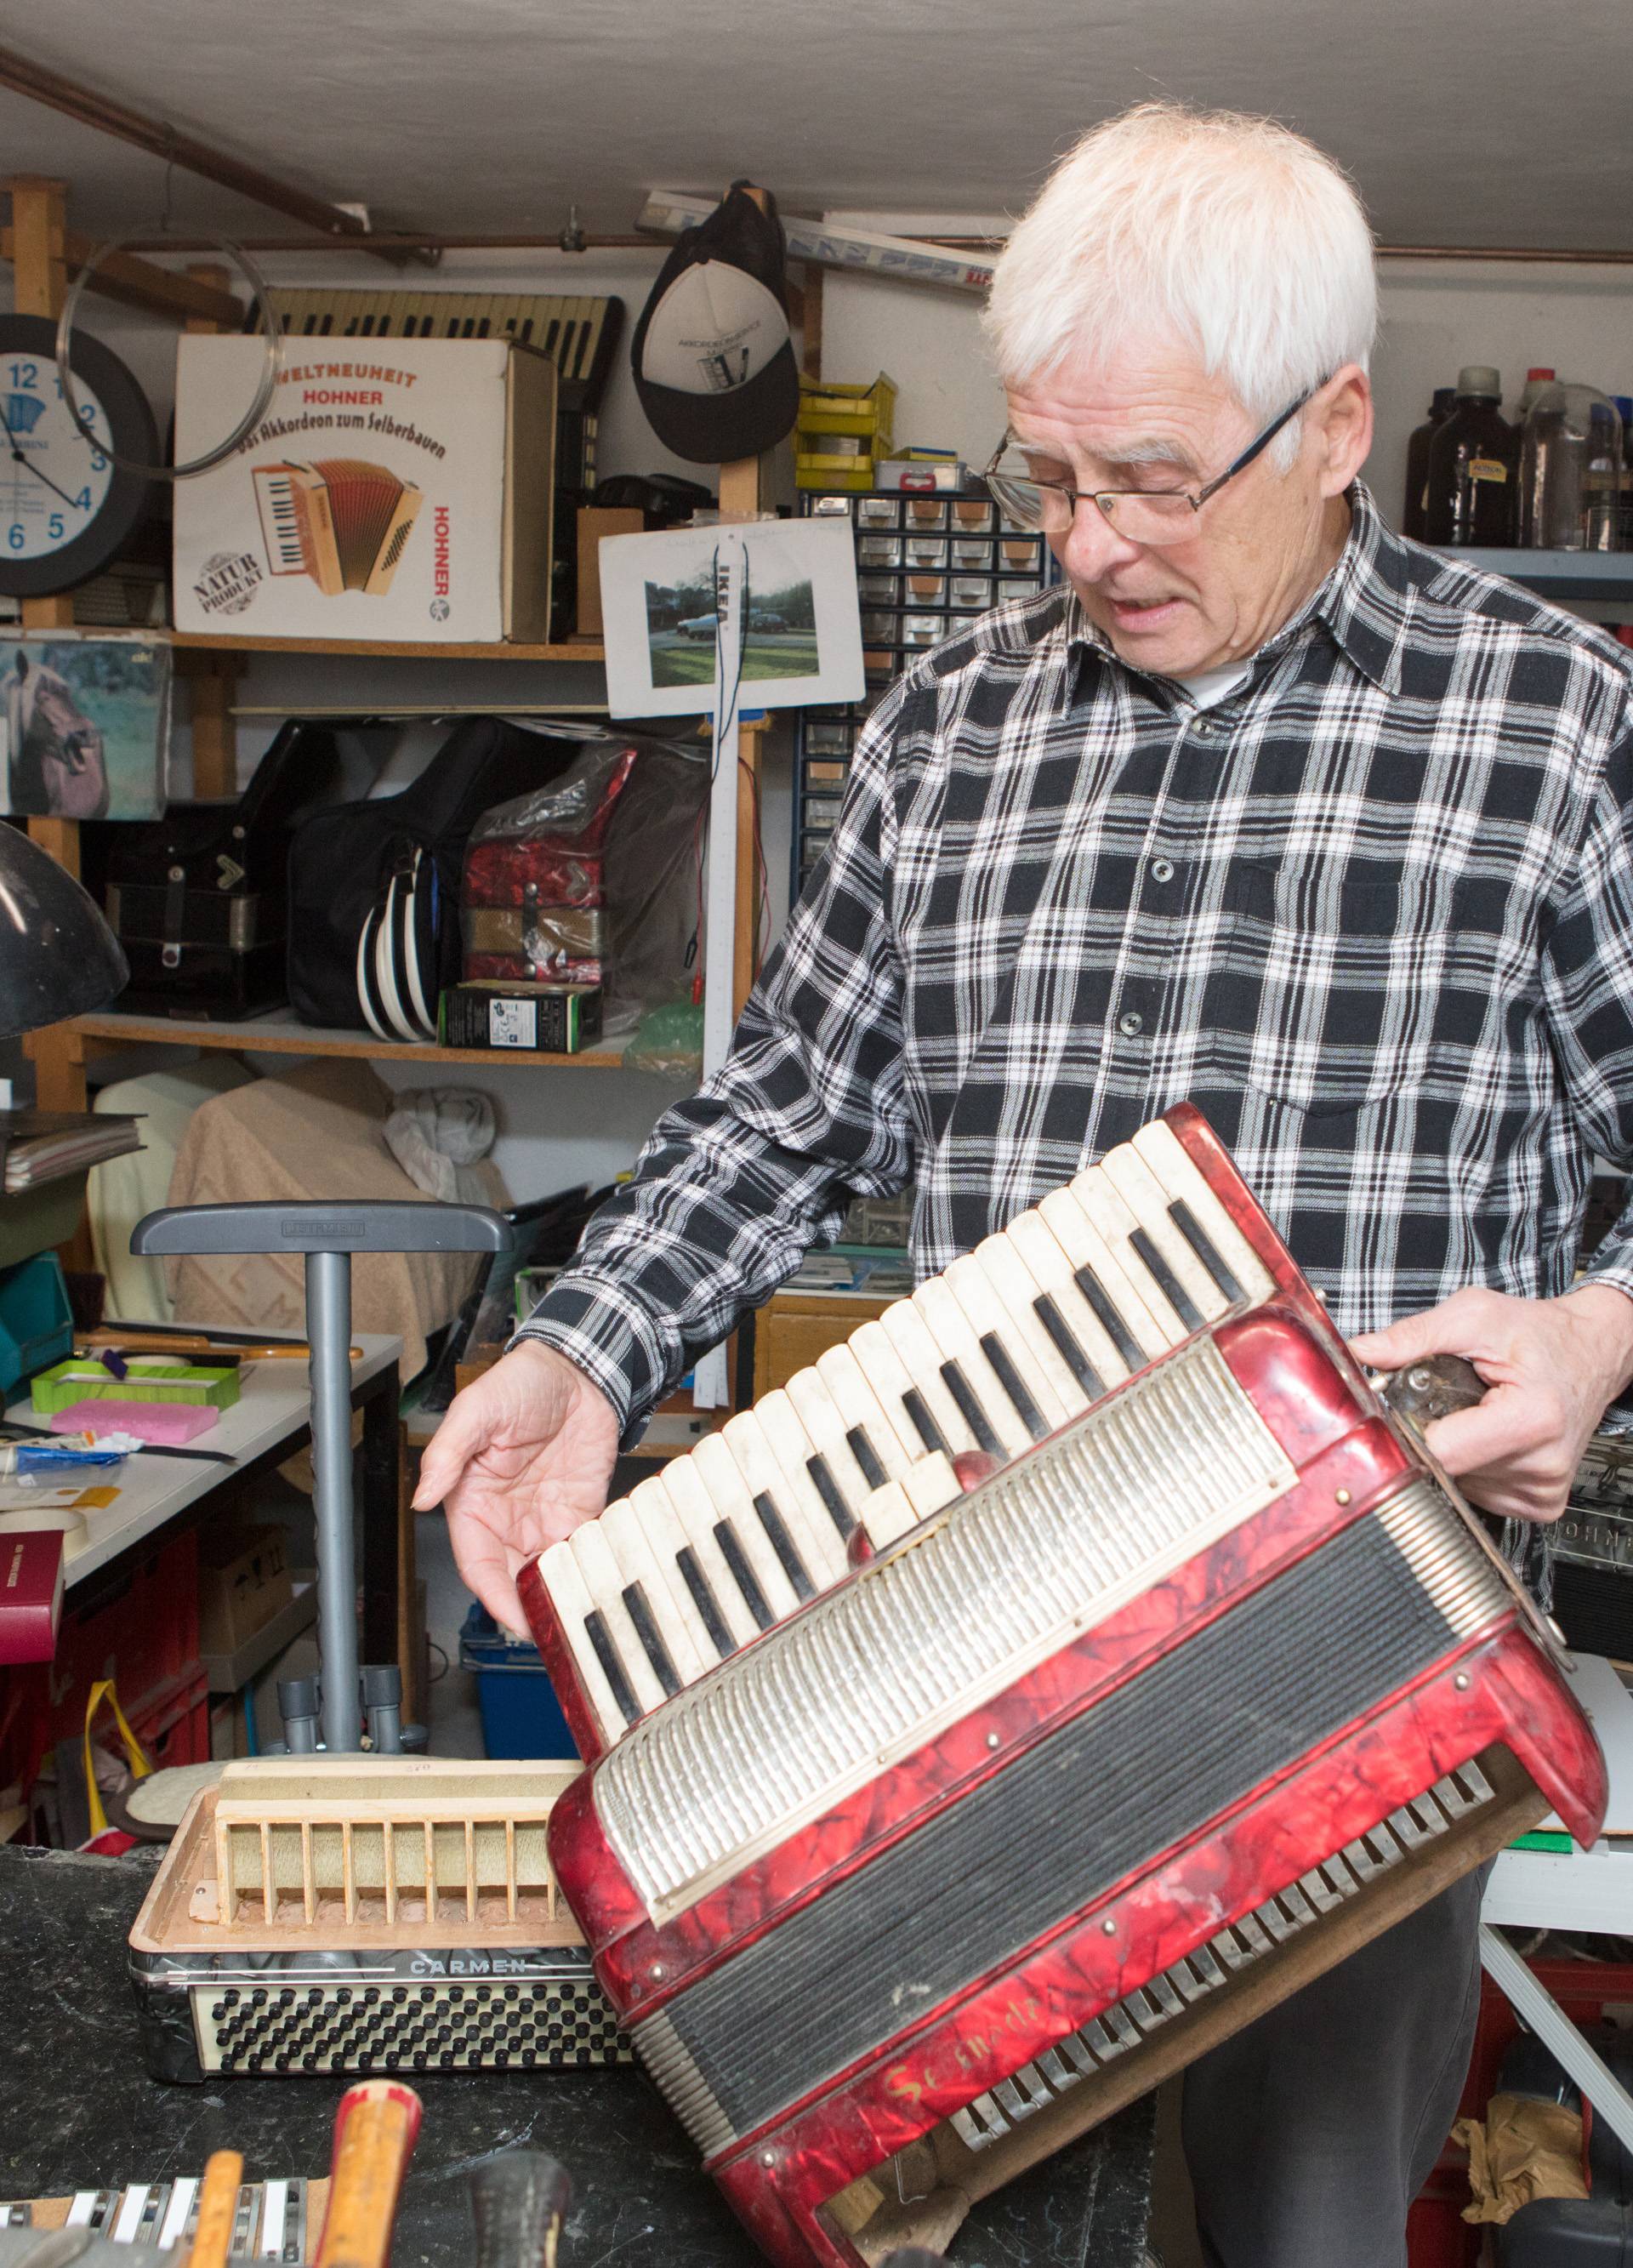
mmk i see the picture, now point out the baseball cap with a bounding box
[633,181,800,464]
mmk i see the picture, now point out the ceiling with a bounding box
[0,0,1628,254]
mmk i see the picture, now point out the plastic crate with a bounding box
[458,1603,581,1759]
[0,1250,73,1394]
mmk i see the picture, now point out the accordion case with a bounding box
[521,1103,1607,2268]
[128,1758,629,2083]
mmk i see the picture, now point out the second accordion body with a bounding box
[521,1105,1607,2268]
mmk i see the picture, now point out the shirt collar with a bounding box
[1060,480,1414,704]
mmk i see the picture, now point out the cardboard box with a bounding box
[574,506,644,639]
[440,981,603,1054]
[173,337,556,644]
[197,1524,293,1660]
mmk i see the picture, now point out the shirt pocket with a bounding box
[1197,858,1416,1120]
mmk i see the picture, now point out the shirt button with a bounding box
[1150,857,1175,884]
[1118,1011,1144,1038]
[1192,719,1215,738]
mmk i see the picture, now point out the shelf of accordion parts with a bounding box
[65,1007,634,1070]
[0,1840,1156,2268]
[168,631,606,662]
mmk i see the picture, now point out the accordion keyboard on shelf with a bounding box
[521,1103,1608,2268]
[3,2176,327,2256]
[128,1758,630,2083]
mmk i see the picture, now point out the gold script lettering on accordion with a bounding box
[253,459,423,596]
[519,1103,1607,2268]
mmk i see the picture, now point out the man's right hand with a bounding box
[412,1338,620,1633]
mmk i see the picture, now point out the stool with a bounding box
[131,1200,512,1754]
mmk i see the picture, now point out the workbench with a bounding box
[0,1844,1155,2266]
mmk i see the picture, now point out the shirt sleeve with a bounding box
[510,680,916,1433]
[1540,692,1633,1337]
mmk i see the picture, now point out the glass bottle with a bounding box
[1518,383,1624,550]
[1403,386,1455,539]
[1425,368,1519,547]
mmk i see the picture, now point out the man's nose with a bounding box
[1059,495,1146,584]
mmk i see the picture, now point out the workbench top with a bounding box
[0,1843,1153,2266]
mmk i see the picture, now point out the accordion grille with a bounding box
[596,1334,1297,1913]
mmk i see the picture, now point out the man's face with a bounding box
[1004,337,1356,679]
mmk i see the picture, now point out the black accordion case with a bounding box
[104,721,366,1021]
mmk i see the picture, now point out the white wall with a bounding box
[20,242,1631,1205]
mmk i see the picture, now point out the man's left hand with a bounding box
[1351,1283,1633,1524]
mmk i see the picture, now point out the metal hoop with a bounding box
[54,231,285,481]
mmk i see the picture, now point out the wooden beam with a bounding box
[0,48,419,261]
[12,185,74,632]
[1,225,242,327]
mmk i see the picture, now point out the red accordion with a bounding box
[521,1105,1606,2266]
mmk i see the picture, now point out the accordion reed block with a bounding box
[129,1758,629,2083]
[2,2176,329,2256]
[521,1103,1607,2268]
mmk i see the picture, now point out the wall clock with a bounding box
[0,316,159,599]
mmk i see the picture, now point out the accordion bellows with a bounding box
[521,1103,1607,2268]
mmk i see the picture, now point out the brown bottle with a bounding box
[1403,386,1456,539]
[1425,367,1519,546]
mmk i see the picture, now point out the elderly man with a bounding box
[418,104,1633,2268]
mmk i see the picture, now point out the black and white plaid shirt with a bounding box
[520,483,1633,1432]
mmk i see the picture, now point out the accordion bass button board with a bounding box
[518,1102,1610,2268]
[127,1758,631,2086]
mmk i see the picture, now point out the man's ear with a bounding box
[1312,366,1374,497]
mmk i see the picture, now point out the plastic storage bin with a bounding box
[0,1250,74,1394]
[458,1603,581,1758]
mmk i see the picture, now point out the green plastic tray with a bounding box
[30,1357,242,1415]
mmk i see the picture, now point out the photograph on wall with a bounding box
[0,636,170,820]
[601,516,863,717]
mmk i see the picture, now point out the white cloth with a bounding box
[1175,658,1253,710]
[89,1059,256,1322]
[384,1086,498,1205]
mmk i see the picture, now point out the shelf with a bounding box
[68,1007,631,1070]
[169,632,606,662]
[1449,550,1633,602]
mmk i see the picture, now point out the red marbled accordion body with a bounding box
[525,1103,1608,2268]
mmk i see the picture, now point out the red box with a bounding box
[1408,1958,1633,2265]
[0,1530,198,1793]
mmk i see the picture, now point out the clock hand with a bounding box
[8,443,80,511]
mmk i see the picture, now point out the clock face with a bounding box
[2,353,117,561]
[0,316,158,600]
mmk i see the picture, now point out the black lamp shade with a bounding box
[0,824,128,1039]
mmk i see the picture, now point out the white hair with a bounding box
[984,102,1377,470]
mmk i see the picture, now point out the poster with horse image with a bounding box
[0,637,170,820]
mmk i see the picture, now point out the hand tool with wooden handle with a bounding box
[183,2150,243,2268]
[469,2151,572,2268]
[312,2081,421,2268]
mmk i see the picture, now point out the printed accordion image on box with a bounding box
[172,336,555,644]
[519,1103,1608,2268]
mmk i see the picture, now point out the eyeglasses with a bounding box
[978,387,1318,544]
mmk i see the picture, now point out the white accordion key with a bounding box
[961,1236,1086,1426]
[1004,1208,1129,1397]
[537,1538,634,1743]
[1038,1181,1169,1365]
[623,1473,737,1663]
[601,1494,710,1688]
[659,1455,767,1644]
[692,1435,804,1622]
[1131,1116,1275,1306]
[1101,1141,1230,1329]
[782,1365,876,1542]
[858,1479,919,1549]
[859,1448,965,1551]
[722,1403,841,1590]
[848,1319,953,1458]
[1068,1165,1189,1342]
[751,1387,856,1570]
[814,1342,919,1484]
[943,1252,1071,1439]
[158,2180,197,2250]
[909,1274,1035,1458]
[876,1297,982,1458]
[571,1522,672,1716]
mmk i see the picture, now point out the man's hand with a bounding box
[1351,1283,1633,1524]
[412,1339,620,1632]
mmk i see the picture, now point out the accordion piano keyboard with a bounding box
[536,1116,1278,1751]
